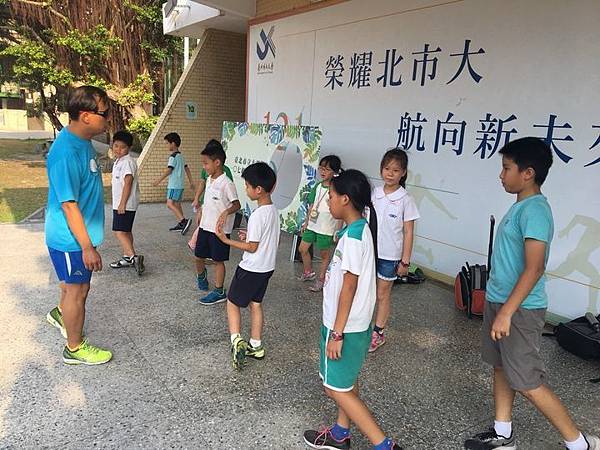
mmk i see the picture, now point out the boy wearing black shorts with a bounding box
[215,162,280,370]
[195,143,240,304]
[109,130,144,275]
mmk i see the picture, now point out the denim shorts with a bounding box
[376,258,399,281]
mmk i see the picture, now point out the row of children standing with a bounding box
[44,86,598,450]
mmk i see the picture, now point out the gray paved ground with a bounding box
[1,204,598,449]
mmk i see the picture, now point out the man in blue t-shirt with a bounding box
[465,138,599,450]
[45,86,112,366]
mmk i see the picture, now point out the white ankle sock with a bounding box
[230,333,241,344]
[494,420,512,438]
[565,433,587,450]
[250,338,261,348]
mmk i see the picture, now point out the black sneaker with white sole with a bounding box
[169,221,185,231]
[110,257,134,269]
[181,218,192,235]
[464,428,516,450]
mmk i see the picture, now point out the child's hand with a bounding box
[217,211,228,230]
[238,229,247,241]
[326,339,343,360]
[195,209,202,226]
[491,311,512,341]
[117,204,126,215]
[215,222,226,241]
[153,180,160,187]
[396,263,409,277]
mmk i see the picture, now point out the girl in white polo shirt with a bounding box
[303,169,402,450]
[369,148,419,352]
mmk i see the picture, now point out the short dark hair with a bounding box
[319,154,342,174]
[112,130,134,147]
[201,141,226,164]
[242,162,276,192]
[499,137,553,185]
[164,132,181,147]
[67,86,109,121]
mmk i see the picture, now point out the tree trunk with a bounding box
[39,88,63,131]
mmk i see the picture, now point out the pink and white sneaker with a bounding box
[297,271,316,282]
[368,330,385,353]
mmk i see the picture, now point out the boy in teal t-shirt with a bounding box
[153,132,195,234]
[465,137,599,450]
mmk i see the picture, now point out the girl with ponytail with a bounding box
[303,169,402,450]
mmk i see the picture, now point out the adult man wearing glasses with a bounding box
[45,86,113,365]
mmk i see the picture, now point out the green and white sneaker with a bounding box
[63,339,113,365]
[46,307,67,338]
[246,343,265,360]
[231,336,247,370]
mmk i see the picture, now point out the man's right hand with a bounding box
[82,247,102,272]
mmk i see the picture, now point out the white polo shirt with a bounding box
[371,185,420,261]
[322,218,376,333]
[111,153,139,211]
[307,182,339,236]
[239,204,280,273]
[200,173,239,233]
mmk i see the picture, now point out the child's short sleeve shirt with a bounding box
[486,194,554,309]
[306,182,339,236]
[371,185,420,260]
[322,218,376,333]
[167,152,186,189]
[239,204,280,273]
[200,173,239,233]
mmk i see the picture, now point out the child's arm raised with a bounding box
[214,223,259,253]
[328,272,359,360]
[153,167,172,186]
[216,200,241,230]
[491,238,547,341]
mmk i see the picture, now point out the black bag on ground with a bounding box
[554,314,600,360]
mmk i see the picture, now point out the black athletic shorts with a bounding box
[112,210,136,232]
[194,228,230,261]
[228,266,274,308]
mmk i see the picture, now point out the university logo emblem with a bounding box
[256,26,276,60]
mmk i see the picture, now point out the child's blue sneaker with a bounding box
[199,288,227,305]
[197,273,209,291]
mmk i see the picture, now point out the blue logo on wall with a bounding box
[257,26,276,60]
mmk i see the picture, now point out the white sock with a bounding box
[230,333,241,344]
[494,420,512,438]
[250,338,261,348]
[565,433,588,450]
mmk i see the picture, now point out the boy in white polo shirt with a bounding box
[195,143,240,305]
[109,131,144,275]
[215,162,279,370]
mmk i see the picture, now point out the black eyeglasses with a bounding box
[83,109,110,118]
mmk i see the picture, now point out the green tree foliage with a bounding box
[0,0,182,135]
